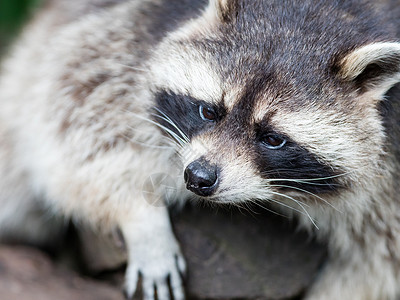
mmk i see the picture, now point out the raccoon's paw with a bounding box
[123,247,186,300]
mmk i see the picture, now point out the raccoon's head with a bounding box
[146,0,400,208]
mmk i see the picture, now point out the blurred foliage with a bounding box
[0,0,41,54]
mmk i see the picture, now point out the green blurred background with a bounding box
[0,0,41,54]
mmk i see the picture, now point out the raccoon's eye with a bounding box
[261,134,287,149]
[199,105,217,121]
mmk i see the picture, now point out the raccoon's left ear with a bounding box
[207,0,239,23]
[337,42,400,99]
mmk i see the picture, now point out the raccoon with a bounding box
[1,0,400,299]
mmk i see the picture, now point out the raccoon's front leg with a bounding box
[120,202,186,300]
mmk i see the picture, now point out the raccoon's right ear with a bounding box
[336,42,400,99]
[207,0,239,23]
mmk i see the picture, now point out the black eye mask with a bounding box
[153,90,225,140]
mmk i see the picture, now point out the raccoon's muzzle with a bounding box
[184,158,219,197]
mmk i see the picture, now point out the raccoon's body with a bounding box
[1,0,400,299]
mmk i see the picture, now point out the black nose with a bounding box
[184,158,219,197]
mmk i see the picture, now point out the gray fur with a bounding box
[1,0,400,299]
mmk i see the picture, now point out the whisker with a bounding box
[229,202,259,218]
[262,170,355,183]
[268,184,342,213]
[268,190,319,229]
[124,110,187,147]
[150,112,190,144]
[120,133,173,149]
[120,126,179,149]
[263,178,342,187]
[243,201,261,216]
[245,199,291,219]
[152,108,190,143]
[116,63,147,72]
[211,189,313,223]
[259,196,312,220]
[126,125,185,150]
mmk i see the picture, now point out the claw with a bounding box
[155,279,170,300]
[124,265,139,299]
[169,269,185,300]
[123,288,132,300]
[176,254,187,277]
[142,278,155,300]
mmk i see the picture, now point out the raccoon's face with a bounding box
[146,0,400,207]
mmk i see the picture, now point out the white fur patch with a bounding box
[340,42,400,80]
[147,41,223,104]
[340,42,400,98]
